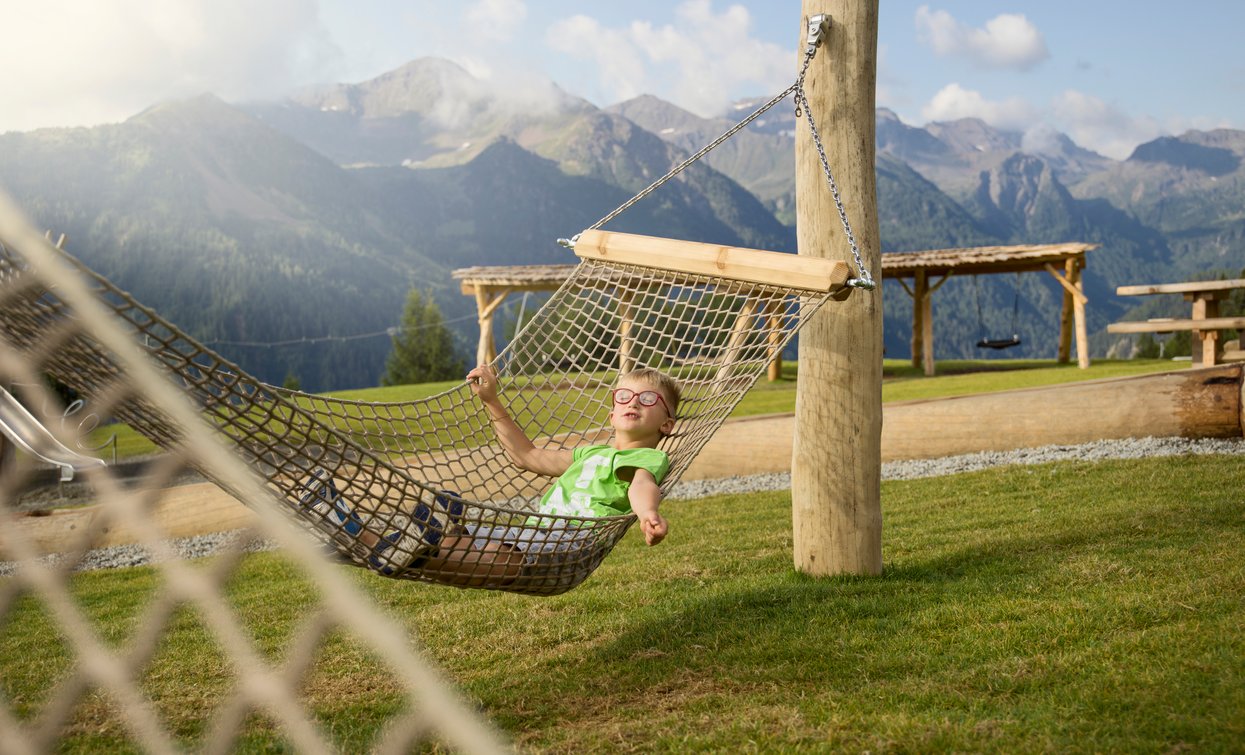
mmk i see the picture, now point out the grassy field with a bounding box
[2,453,1241,751]
[91,358,1182,460]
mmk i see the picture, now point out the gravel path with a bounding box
[5,436,1243,576]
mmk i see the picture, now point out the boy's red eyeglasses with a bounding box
[611,388,671,417]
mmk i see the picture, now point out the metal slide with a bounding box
[0,386,106,481]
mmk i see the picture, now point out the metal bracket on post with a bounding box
[806,13,831,55]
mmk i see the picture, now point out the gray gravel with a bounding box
[667,435,1245,499]
[5,435,1243,576]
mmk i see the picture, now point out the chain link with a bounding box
[572,46,875,290]
[791,52,875,289]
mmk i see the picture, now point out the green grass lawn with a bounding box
[89,358,1182,460]
[3,452,1242,751]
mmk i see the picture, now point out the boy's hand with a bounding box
[466,365,499,402]
[640,513,668,546]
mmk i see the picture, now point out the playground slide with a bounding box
[0,386,106,481]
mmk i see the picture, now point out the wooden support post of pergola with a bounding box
[473,286,509,366]
[792,0,883,577]
[1046,258,1089,368]
[716,297,758,384]
[899,270,948,376]
[909,270,927,369]
[1191,295,1220,366]
[919,273,949,376]
[765,300,784,381]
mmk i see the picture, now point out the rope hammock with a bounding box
[0,232,851,594]
[0,16,873,595]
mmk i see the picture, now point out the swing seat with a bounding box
[975,335,1022,350]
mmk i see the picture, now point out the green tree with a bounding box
[382,289,463,386]
[1134,333,1161,359]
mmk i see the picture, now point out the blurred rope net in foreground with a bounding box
[0,195,507,754]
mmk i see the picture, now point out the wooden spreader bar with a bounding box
[573,230,851,294]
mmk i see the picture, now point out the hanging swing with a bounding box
[973,273,1023,350]
[0,16,873,596]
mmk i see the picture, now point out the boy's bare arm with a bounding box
[467,366,573,477]
[626,468,668,546]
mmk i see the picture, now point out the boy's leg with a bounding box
[422,534,523,587]
[368,491,467,575]
[299,468,378,544]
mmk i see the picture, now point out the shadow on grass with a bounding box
[582,492,1240,687]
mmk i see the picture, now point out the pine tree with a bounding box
[381,289,464,386]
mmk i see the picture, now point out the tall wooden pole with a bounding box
[792,0,883,576]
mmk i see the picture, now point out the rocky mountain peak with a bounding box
[1127,134,1240,176]
[927,117,1021,155]
[607,94,712,136]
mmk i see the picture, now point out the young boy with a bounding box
[300,366,680,586]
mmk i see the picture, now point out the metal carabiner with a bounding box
[806,14,831,55]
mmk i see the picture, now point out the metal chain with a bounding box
[791,54,875,289]
[565,42,876,291]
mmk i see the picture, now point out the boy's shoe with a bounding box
[298,468,365,537]
[369,491,467,575]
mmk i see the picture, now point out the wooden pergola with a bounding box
[453,241,1097,377]
[886,241,1098,375]
[452,264,582,367]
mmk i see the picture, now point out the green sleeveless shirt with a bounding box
[538,445,670,521]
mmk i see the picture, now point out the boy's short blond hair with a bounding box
[620,368,681,418]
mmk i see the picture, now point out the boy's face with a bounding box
[609,377,676,440]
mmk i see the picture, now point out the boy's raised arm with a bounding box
[467,365,573,477]
[626,468,668,546]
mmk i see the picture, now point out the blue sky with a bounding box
[3,1,1243,159]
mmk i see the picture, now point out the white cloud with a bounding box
[546,0,793,117]
[465,0,528,43]
[915,6,1048,72]
[1050,90,1164,160]
[920,85,1184,160]
[547,15,650,105]
[1020,122,1063,155]
[920,83,1039,131]
[0,0,340,133]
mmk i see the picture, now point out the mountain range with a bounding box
[0,57,1241,391]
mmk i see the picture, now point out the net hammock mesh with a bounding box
[0,213,510,753]
[0,235,836,596]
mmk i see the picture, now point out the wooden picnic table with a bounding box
[1108,278,1245,365]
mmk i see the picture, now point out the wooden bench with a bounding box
[1109,279,1245,365]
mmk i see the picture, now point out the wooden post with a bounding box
[1071,258,1090,368]
[716,298,758,384]
[1057,257,1075,363]
[910,271,926,369]
[766,300,784,381]
[1191,295,1220,366]
[921,276,937,377]
[473,287,508,366]
[792,0,883,576]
